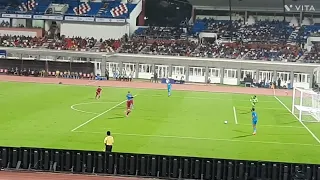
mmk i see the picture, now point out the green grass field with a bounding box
[1,81,320,164]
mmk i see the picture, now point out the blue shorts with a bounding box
[167,89,171,92]
[252,120,257,125]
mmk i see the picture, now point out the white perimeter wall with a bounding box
[60,22,130,39]
[0,29,37,37]
[12,19,26,27]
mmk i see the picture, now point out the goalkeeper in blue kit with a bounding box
[250,95,258,108]
[167,81,172,97]
[251,108,258,135]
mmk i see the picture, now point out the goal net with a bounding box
[292,87,320,122]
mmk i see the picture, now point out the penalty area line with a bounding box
[233,106,238,124]
[274,95,320,144]
[70,101,120,115]
[240,123,304,129]
[72,131,320,147]
[71,94,138,132]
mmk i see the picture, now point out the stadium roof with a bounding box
[188,0,320,13]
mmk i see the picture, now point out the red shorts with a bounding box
[96,91,101,95]
[126,101,131,109]
[126,100,133,109]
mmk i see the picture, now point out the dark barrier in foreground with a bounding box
[0,146,319,180]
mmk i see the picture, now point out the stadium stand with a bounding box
[303,42,320,63]
[0,34,120,52]
[0,0,319,63]
[117,20,306,61]
[4,0,136,18]
[0,21,311,61]
[297,25,320,43]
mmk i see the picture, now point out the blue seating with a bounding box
[5,0,50,14]
[298,25,320,42]
[34,1,51,14]
[1,0,136,18]
[62,0,136,18]
[192,20,206,34]
[134,27,147,35]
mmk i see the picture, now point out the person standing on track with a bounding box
[104,131,114,152]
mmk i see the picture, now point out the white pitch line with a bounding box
[240,124,304,129]
[70,102,118,115]
[72,131,320,147]
[71,108,99,115]
[139,94,276,103]
[233,106,238,124]
[71,104,99,115]
[235,106,292,111]
[71,95,138,132]
[274,96,320,144]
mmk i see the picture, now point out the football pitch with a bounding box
[1,81,320,164]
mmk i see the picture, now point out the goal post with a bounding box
[314,66,320,86]
[292,87,320,122]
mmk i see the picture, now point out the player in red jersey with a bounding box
[96,86,102,99]
[125,91,134,117]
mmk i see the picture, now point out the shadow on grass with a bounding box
[237,109,251,114]
[107,115,125,120]
[232,129,252,139]
[232,134,252,139]
[280,121,298,125]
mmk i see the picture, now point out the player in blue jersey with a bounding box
[166,79,172,97]
[125,91,134,117]
[251,108,258,135]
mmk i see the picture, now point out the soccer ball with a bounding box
[224,121,228,124]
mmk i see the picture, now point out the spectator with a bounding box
[154,71,158,83]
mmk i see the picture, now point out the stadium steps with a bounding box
[140,45,150,53]
[288,29,299,43]
[240,51,250,60]
[298,52,308,61]
[97,2,108,16]
[41,38,54,48]
[91,41,102,52]
[45,3,69,14]
[180,33,188,40]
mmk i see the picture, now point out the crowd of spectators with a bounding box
[303,42,320,63]
[1,19,320,63]
[232,20,293,42]
[119,38,147,54]
[239,43,303,61]
[118,20,314,62]
[133,26,187,40]
[0,34,121,52]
